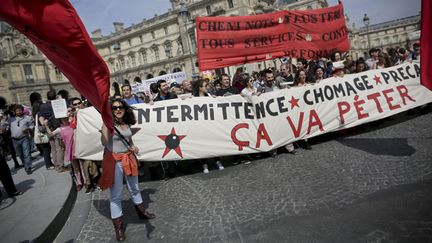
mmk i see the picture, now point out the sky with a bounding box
[71,0,421,36]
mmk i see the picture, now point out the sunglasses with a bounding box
[72,101,82,106]
[112,105,125,111]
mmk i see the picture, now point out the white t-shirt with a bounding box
[241,87,259,97]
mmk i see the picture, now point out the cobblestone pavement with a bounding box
[76,111,432,243]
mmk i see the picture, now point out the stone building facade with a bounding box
[347,15,420,59]
[0,1,421,104]
[0,22,79,106]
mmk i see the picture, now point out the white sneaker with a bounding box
[216,161,224,170]
[203,164,209,174]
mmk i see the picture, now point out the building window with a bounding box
[140,51,147,64]
[23,64,34,83]
[130,54,136,67]
[119,58,125,69]
[55,67,63,80]
[228,0,234,8]
[164,27,168,35]
[153,47,159,61]
[128,39,132,47]
[139,35,143,43]
[206,6,212,15]
[112,43,121,51]
[151,31,155,39]
[108,60,115,71]
[190,33,197,53]
[165,44,172,58]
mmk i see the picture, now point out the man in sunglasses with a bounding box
[9,104,34,174]
[70,97,85,111]
[69,97,99,193]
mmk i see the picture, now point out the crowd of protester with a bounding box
[109,44,422,177]
[0,43,424,201]
[1,89,101,202]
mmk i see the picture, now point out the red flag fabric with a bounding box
[196,3,350,70]
[0,0,113,131]
[421,0,432,90]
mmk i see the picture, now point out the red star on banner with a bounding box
[157,128,186,158]
[288,96,300,109]
[373,75,382,85]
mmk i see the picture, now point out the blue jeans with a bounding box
[12,137,32,170]
[110,161,143,219]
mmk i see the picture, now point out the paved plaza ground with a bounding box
[75,110,432,243]
[1,109,432,243]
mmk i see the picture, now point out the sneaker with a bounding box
[76,185,83,192]
[85,187,92,194]
[47,166,55,170]
[216,161,224,170]
[26,169,32,175]
[285,144,296,154]
[11,191,23,197]
[202,164,209,174]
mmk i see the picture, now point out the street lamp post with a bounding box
[178,3,196,79]
[363,13,371,53]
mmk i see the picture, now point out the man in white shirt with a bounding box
[9,105,34,174]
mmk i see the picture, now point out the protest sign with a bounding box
[51,99,68,118]
[75,63,432,161]
[131,72,186,95]
[196,3,350,70]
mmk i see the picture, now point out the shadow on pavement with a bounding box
[15,179,36,193]
[92,188,157,239]
[337,138,416,156]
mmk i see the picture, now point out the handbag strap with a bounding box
[114,126,132,148]
[35,114,39,129]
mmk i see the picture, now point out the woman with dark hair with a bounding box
[193,79,210,97]
[192,80,224,173]
[293,70,312,150]
[293,70,310,87]
[99,98,155,241]
[240,73,261,97]
[29,92,45,156]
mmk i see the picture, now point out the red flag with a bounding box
[421,0,432,90]
[0,0,113,131]
[196,3,350,70]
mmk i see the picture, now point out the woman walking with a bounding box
[99,98,155,241]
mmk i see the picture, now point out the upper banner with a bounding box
[196,3,350,70]
[75,63,432,161]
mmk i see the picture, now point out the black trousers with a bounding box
[41,142,54,168]
[0,153,18,197]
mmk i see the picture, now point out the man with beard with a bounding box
[275,64,294,86]
[152,80,178,179]
[216,74,239,97]
[154,80,178,101]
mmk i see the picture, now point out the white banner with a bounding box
[75,63,432,161]
[131,71,186,95]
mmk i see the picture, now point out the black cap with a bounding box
[170,82,180,88]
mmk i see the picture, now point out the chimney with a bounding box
[91,29,102,38]
[113,22,124,32]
